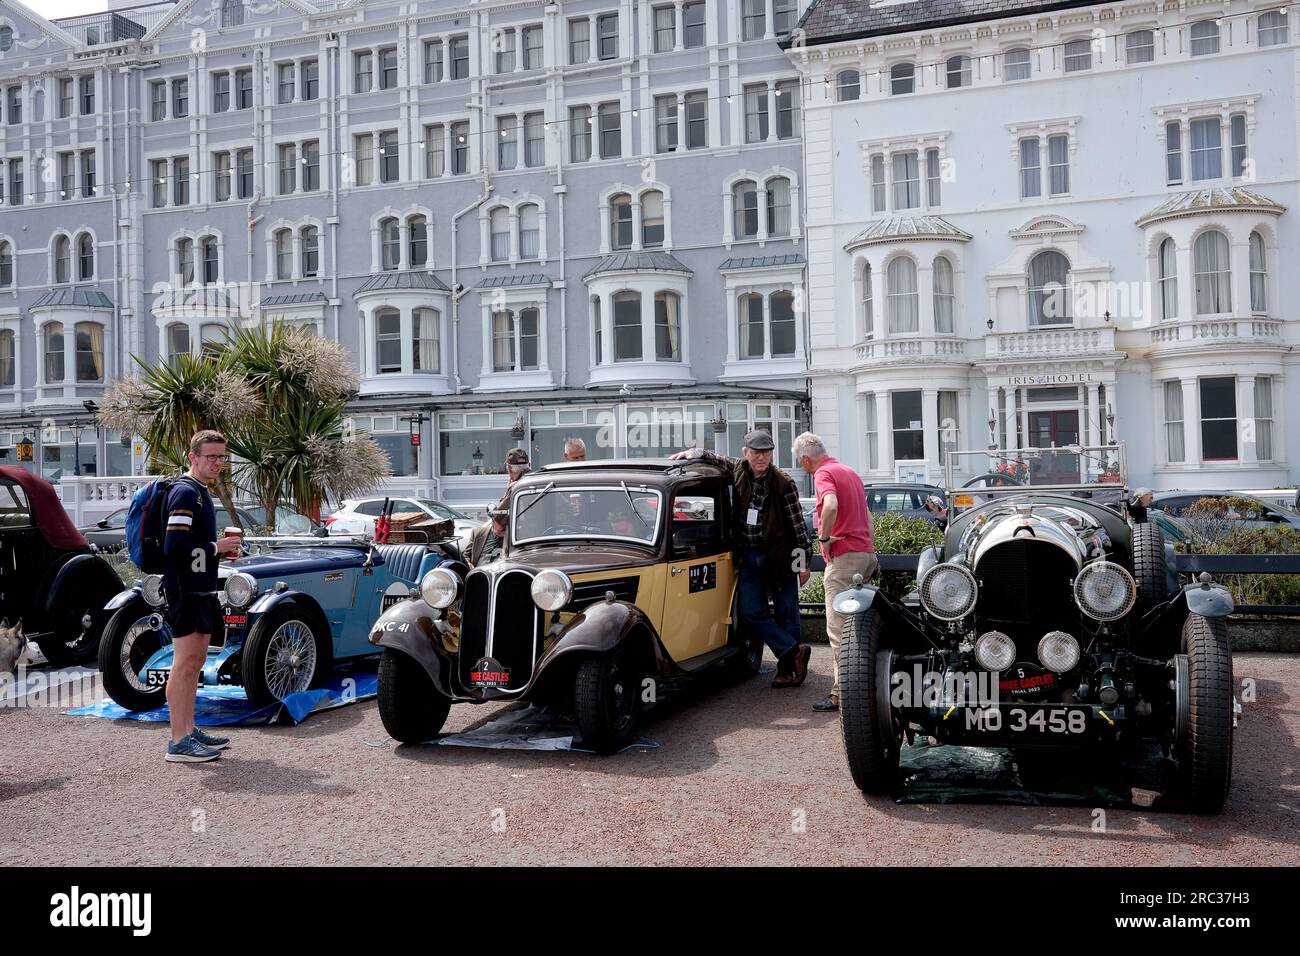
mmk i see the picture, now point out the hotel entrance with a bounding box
[1027,408,1080,483]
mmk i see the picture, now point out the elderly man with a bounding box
[671,431,812,688]
[1128,487,1153,524]
[467,506,509,566]
[563,437,587,462]
[794,432,876,712]
[496,447,531,512]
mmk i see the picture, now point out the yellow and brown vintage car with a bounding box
[368,459,762,752]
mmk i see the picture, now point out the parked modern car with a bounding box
[97,534,464,710]
[1147,508,1194,548]
[326,497,479,546]
[864,483,949,527]
[368,458,766,753]
[241,505,322,535]
[0,467,124,666]
[81,505,261,552]
[834,446,1237,813]
[1150,491,1300,531]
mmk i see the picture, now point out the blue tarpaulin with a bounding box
[65,670,378,726]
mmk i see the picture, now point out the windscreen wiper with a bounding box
[622,481,650,528]
[515,481,555,522]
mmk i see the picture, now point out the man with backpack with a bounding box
[161,430,242,763]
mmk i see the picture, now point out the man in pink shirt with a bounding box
[794,432,877,712]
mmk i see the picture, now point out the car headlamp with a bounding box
[1073,561,1136,621]
[974,630,1017,673]
[530,569,573,612]
[420,568,460,610]
[1038,631,1081,673]
[141,574,165,608]
[918,563,978,621]
[221,571,259,609]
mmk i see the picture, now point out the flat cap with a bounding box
[506,447,530,466]
[742,429,775,451]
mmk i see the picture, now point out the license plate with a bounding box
[958,705,1092,737]
[223,609,246,628]
[146,669,170,688]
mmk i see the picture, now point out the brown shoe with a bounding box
[791,644,811,686]
[771,671,798,688]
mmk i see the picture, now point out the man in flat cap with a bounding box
[467,505,509,566]
[495,447,531,513]
[671,430,812,688]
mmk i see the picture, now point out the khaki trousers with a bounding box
[823,551,879,701]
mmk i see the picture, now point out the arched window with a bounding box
[885,256,918,333]
[0,27,13,53]
[274,228,293,280]
[1003,47,1030,81]
[408,215,428,267]
[654,291,680,361]
[166,323,190,366]
[1027,250,1071,326]
[1193,231,1231,314]
[177,238,194,285]
[732,179,758,239]
[1249,231,1267,313]
[0,240,11,287]
[861,262,873,339]
[74,321,103,382]
[375,308,401,373]
[889,62,915,95]
[1259,11,1289,46]
[301,225,320,277]
[414,307,440,372]
[766,177,790,237]
[613,291,641,361]
[945,55,970,88]
[933,256,955,334]
[201,236,219,284]
[641,191,664,248]
[1190,20,1220,56]
[1063,38,1092,72]
[380,217,400,270]
[0,329,13,387]
[54,236,71,284]
[609,194,632,251]
[489,208,510,261]
[836,70,860,102]
[770,291,795,356]
[77,233,94,280]
[518,204,539,259]
[1158,237,1178,320]
[44,322,64,382]
[738,292,763,358]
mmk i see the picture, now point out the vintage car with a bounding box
[97,535,464,710]
[0,466,124,667]
[835,445,1237,813]
[368,459,765,753]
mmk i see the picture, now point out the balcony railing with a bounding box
[853,336,967,365]
[1148,318,1283,349]
[993,327,1115,357]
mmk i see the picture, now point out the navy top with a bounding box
[162,475,219,595]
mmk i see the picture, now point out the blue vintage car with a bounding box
[97,537,464,711]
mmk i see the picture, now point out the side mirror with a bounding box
[1265,512,1285,523]
[96,519,109,529]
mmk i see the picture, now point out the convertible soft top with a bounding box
[0,466,88,551]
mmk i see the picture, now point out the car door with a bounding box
[661,483,734,662]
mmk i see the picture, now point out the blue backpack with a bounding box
[125,477,179,573]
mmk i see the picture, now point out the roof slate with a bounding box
[795,0,1105,46]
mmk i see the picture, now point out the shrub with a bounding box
[799,512,942,603]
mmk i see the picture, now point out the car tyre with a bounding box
[377,648,451,744]
[574,649,642,755]
[1131,523,1169,611]
[1173,613,1233,813]
[839,608,901,794]
[97,600,171,712]
[241,605,331,708]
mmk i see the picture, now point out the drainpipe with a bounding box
[449,89,492,393]
[554,100,568,389]
[247,192,265,316]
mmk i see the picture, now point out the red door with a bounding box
[1027,410,1080,483]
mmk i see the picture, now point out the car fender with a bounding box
[1185,582,1234,619]
[367,598,456,695]
[105,586,144,611]
[537,600,675,676]
[246,590,332,643]
[43,553,125,619]
[832,583,879,616]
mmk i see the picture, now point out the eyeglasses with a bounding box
[199,454,228,463]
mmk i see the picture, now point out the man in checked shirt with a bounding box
[671,430,812,688]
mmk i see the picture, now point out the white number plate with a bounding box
[145,669,170,688]
[961,705,1091,737]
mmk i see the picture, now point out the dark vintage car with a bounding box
[368,459,764,753]
[98,535,463,710]
[0,466,124,666]
[834,446,1237,813]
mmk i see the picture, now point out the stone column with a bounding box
[922,387,939,480]
[1004,386,1018,450]
[1086,382,1101,475]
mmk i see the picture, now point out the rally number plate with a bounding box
[146,669,170,688]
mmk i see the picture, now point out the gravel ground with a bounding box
[1,646,1297,866]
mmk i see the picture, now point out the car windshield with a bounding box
[512,485,662,546]
[103,508,127,529]
[416,500,470,521]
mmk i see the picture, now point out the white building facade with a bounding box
[793,0,1299,491]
